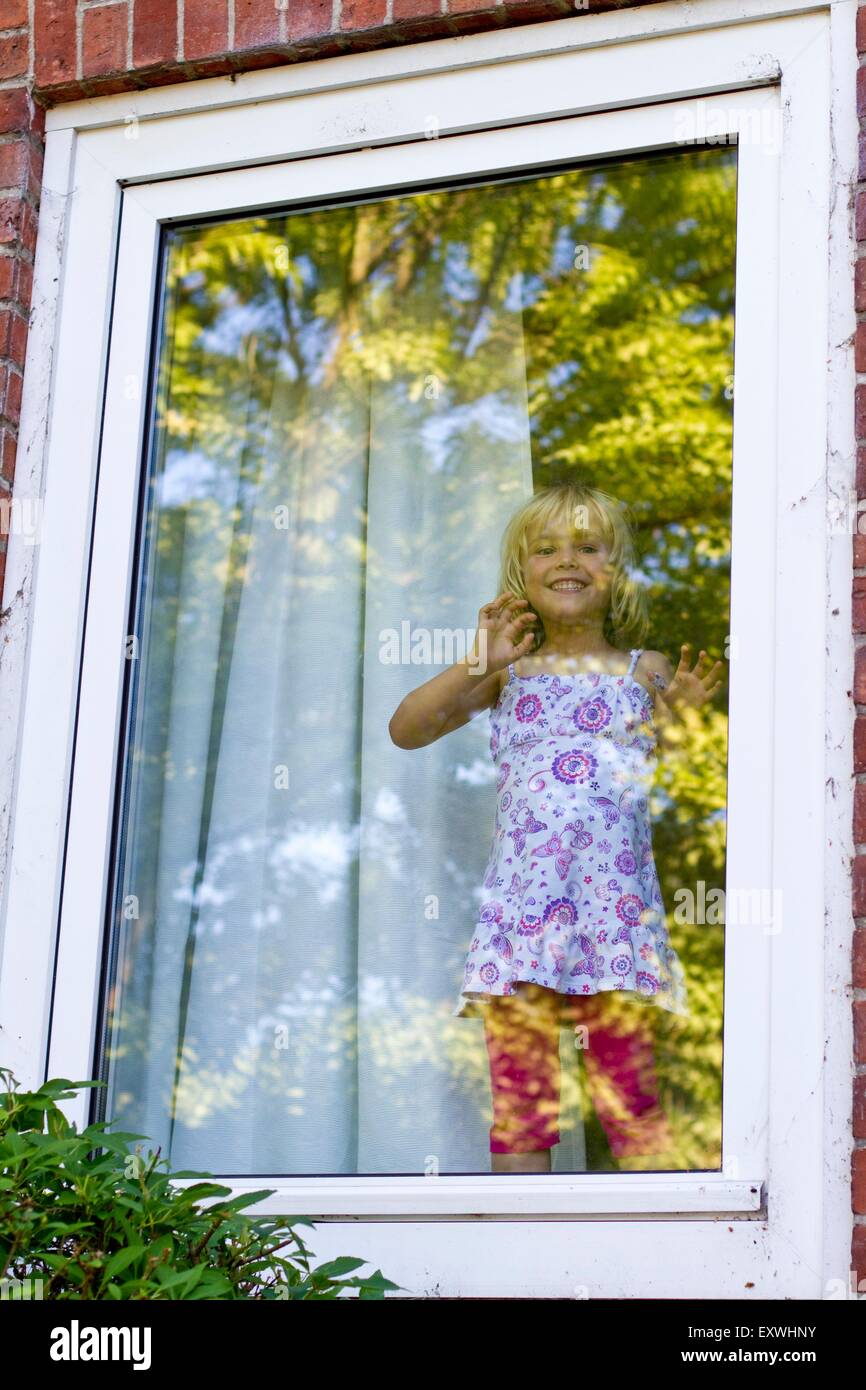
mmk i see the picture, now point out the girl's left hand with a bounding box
[665,645,725,711]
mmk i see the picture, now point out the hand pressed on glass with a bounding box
[472,592,539,674]
[646,644,726,753]
[665,644,725,709]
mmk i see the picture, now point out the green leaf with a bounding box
[102,1247,145,1279]
[310,1256,367,1279]
[199,1190,276,1214]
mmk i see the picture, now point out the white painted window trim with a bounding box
[0,0,855,1297]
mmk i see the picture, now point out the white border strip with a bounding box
[164,1175,764,1218]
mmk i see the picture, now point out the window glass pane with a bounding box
[98,144,736,1176]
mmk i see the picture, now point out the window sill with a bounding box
[170,1173,765,1219]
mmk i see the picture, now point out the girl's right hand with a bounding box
[473,593,539,674]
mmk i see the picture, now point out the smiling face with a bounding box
[522,516,615,632]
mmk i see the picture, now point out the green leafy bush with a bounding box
[0,1069,401,1300]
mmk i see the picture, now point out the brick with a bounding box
[34,0,76,86]
[857,258,866,314]
[858,382,866,441]
[855,1148,866,1214]
[502,0,573,13]
[83,4,127,78]
[26,146,44,205]
[450,6,511,30]
[0,427,15,484]
[15,253,30,306]
[858,5,866,52]
[856,783,866,843]
[2,364,21,425]
[0,307,27,364]
[18,199,37,257]
[854,1223,866,1289]
[0,197,21,247]
[0,250,16,299]
[854,855,866,915]
[27,138,41,182]
[35,80,83,103]
[0,140,29,191]
[82,73,140,96]
[341,0,388,29]
[233,46,297,70]
[284,33,345,57]
[11,307,26,363]
[235,0,282,47]
[859,191,866,244]
[383,11,447,37]
[0,29,27,79]
[855,577,866,633]
[184,0,229,59]
[129,65,187,87]
[287,0,333,40]
[856,924,866,988]
[448,8,504,31]
[393,0,440,16]
[182,55,236,78]
[449,0,497,11]
[857,999,866,1066]
[133,0,178,67]
[0,0,27,25]
[856,1074,866,1139]
[0,88,35,136]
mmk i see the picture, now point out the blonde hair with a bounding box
[498,482,649,650]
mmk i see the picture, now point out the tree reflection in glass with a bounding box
[99,146,736,1177]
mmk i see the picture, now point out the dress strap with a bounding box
[627,648,643,677]
[507,662,516,681]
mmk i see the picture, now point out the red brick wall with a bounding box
[0,81,41,609]
[35,0,624,97]
[0,0,861,1291]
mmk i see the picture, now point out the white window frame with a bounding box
[0,0,854,1298]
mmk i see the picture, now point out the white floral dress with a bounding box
[453,648,690,1020]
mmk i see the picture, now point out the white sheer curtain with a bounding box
[106,235,589,1175]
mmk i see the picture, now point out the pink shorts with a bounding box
[481,983,672,1157]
